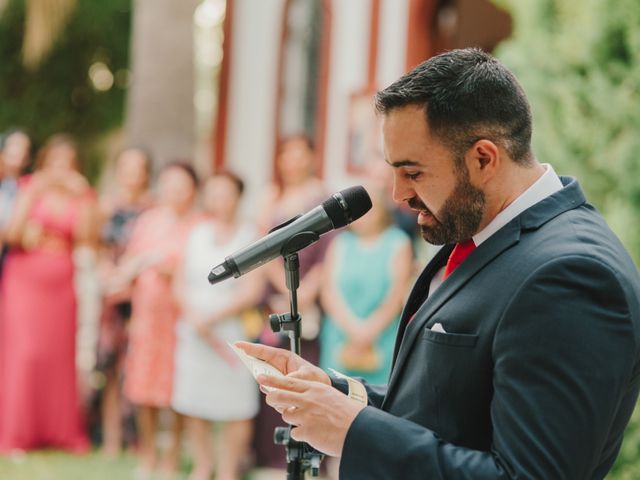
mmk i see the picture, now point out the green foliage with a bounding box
[494,0,640,264]
[0,0,131,181]
[612,403,640,479]
[493,2,640,477]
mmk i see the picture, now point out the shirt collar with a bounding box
[472,163,563,246]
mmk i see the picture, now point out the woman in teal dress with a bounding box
[319,186,413,384]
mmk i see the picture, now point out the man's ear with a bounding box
[465,139,499,184]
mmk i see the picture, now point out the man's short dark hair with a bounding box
[375,48,533,165]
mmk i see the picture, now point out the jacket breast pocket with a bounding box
[423,328,478,348]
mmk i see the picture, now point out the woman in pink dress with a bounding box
[115,161,200,477]
[0,134,97,453]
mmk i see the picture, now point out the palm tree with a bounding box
[125,0,199,168]
[16,0,77,69]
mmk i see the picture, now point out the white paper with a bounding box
[228,343,285,392]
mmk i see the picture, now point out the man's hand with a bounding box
[234,341,330,385]
[258,373,365,457]
[234,342,365,456]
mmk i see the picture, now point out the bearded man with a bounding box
[238,48,640,480]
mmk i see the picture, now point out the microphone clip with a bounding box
[268,214,302,234]
[280,231,320,257]
[269,312,300,336]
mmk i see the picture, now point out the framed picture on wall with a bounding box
[346,89,384,174]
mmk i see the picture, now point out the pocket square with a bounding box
[430,322,447,333]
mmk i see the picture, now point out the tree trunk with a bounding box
[126,0,198,169]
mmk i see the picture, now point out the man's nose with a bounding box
[392,174,413,204]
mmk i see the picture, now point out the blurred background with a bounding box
[0,0,639,479]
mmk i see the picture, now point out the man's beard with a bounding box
[410,169,486,245]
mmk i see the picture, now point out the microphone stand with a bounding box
[269,251,324,479]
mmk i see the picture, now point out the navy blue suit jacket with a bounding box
[335,177,640,479]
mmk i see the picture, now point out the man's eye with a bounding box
[405,172,421,180]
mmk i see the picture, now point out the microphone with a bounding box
[208,185,372,285]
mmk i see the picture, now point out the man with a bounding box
[237,48,640,479]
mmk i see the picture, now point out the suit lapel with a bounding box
[390,244,453,364]
[383,221,521,407]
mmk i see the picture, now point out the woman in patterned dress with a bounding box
[117,162,200,477]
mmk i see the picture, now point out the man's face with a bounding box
[382,105,485,245]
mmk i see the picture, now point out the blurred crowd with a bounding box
[0,130,418,480]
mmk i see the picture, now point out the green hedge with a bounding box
[493,1,640,477]
[494,0,640,264]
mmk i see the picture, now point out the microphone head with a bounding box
[322,185,372,229]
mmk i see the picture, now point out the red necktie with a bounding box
[407,239,477,324]
[443,239,476,279]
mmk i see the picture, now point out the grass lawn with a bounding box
[2,447,637,479]
[0,450,282,480]
[0,450,179,480]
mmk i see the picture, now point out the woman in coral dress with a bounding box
[116,162,200,477]
[0,135,97,453]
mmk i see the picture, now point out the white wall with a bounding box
[323,0,410,190]
[323,0,371,190]
[222,0,411,206]
[224,0,286,218]
[376,0,409,89]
